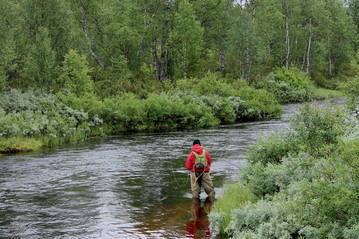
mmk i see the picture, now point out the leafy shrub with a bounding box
[310,71,339,89]
[237,87,283,120]
[248,104,348,166]
[292,104,346,153]
[211,104,359,238]
[0,88,59,113]
[175,73,240,97]
[247,131,297,165]
[0,89,104,151]
[143,93,218,129]
[339,76,359,112]
[57,49,93,97]
[226,199,300,239]
[255,67,315,103]
[174,73,282,122]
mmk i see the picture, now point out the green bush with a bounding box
[0,88,58,113]
[226,199,300,239]
[0,73,283,152]
[211,104,359,238]
[0,89,103,152]
[237,87,283,120]
[174,73,282,122]
[310,71,340,89]
[339,76,359,112]
[255,67,315,103]
[175,73,240,97]
[248,104,348,166]
[57,49,93,97]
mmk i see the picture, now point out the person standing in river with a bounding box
[185,139,215,201]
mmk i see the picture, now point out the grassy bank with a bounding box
[210,104,359,238]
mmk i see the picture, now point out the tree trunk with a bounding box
[306,18,312,74]
[301,43,306,71]
[284,1,290,69]
[328,36,333,76]
[79,1,105,70]
[219,53,225,71]
[153,0,169,82]
[152,39,161,80]
[245,49,251,82]
[160,0,169,81]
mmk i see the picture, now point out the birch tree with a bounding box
[168,0,204,78]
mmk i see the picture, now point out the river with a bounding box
[0,100,341,239]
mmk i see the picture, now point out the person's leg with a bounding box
[202,173,215,201]
[190,172,201,199]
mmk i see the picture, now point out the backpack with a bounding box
[192,150,207,177]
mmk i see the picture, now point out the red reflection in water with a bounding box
[185,197,213,239]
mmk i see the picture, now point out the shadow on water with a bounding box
[185,198,213,239]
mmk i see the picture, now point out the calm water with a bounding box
[0,100,342,239]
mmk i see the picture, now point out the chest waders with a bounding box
[192,150,207,186]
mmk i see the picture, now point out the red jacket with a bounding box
[185,144,212,172]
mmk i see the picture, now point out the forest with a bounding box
[0,0,358,152]
[0,1,358,238]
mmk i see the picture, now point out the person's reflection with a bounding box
[185,197,213,238]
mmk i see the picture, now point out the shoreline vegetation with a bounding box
[0,69,347,154]
[210,103,359,239]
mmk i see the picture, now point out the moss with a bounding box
[0,137,43,153]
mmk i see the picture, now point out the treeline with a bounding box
[211,104,359,238]
[0,0,358,94]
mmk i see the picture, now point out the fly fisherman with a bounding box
[185,139,215,202]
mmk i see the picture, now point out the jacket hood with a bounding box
[192,144,204,154]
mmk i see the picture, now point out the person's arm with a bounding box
[185,153,195,171]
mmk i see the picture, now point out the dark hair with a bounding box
[193,139,201,145]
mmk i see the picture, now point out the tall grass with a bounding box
[0,137,42,153]
[210,182,256,232]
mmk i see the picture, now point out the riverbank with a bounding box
[210,103,359,238]
[0,72,346,154]
[1,74,283,154]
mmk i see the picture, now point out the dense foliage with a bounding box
[0,75,283,153]
[254,67,315,103]
[0,0,357,93]
[0,89,103,152]
[211,104,359,238]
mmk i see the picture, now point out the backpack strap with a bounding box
[192,149,206,156]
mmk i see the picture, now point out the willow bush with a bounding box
[211,104,359,238]
[61,73,282,131]
[254,67,315,103]
[0,89,103,152]
[0,73,283,152]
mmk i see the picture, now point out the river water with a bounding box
[0,100,341,239]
